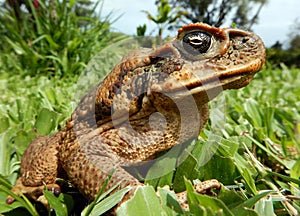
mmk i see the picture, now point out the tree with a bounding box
[288,18,300,51]
[267,19,300,68]
[169,0,267,29]
[141,0,186,42]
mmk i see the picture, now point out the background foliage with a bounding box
[0,0,125,77]
[168,0,267,28]
[267,19,300,68]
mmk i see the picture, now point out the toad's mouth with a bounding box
[189,72,255,94]
[165,73,255,100]
[155,61,261,100]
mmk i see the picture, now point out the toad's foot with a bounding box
[6,178,61,207]
[176,179,221,211]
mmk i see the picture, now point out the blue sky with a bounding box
[102,0,300,48]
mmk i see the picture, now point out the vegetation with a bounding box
[0,0,299,215]
[168,0,267,28]
[1,62,299,215]
[0,0,124,77]
[267,19,300,68]
[138,0,186,41]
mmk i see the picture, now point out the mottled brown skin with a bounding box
[7,23,265,211]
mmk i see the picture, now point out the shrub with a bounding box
[0,0,119,76]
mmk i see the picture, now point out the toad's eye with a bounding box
[182,31,211,54]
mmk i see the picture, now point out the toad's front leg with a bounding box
[6,132,63,206]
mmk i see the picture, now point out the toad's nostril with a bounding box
[242,38,249,43]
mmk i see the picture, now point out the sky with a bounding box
[101,0,300,48]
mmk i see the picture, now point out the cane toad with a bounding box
[7,23,265,212]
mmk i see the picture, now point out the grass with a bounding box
[0,0,125,77]
[0,60,299,215]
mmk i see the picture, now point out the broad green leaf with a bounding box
[44,35,60,49]
[0,117,9,133]
[44,189,68,216]
[218,187,245,209]
[254,197,276,216]
[189,203,208,216]
[184,179,234,216]
[45,55,62,65]
[0,133,10,175]
[34,108,58,135]
[116,186,165,216]
[232,191,271,215]
[243,98,262,128]
[157,187,183,214]
[145,153,176,184]
[69,0,76,8]
[7,108,19,124]
[15,98,23,122]
[199,155,239,185]
[173,139,207,191]
[87,187,130,216]
[44,88,57,105]
[82,170,119,216]
[290,159,300,183]
[232,149,256,177]
[5,37,26,55]
[14,130,36,155]
[217,137,240,157]
[145,142,184,188]
[173,151,198,192]
[237,167,258,195]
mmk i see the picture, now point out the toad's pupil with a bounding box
[183,31,211,54]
